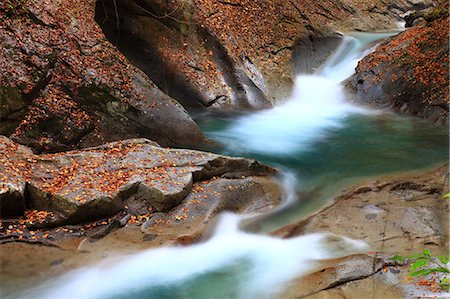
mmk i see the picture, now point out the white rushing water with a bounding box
[208,33,398,155]
[18,213,368,299]
[15,33,402,299]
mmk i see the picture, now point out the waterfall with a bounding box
[15,32,414,299]
[206,35,385,156]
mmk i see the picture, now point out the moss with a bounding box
[0,86,25,118]
[78,84,129,117]
[106,101,129,117]
[424,7,447,22]
[78,84,116,108]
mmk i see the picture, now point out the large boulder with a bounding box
[347,3,448,124]
[275,165,448,254]
[0,136,281,224]
[274,165,449,298]
[0,136,283,293]
[95,0,417,110]
[0,0,205,153]
[0,139,33,217]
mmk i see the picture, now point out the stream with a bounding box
[14,32,448,299]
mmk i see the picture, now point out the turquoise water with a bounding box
[14,32,449,299]
[196,112,449,231]
[191,31,449,232]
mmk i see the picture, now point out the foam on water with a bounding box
[207,35,390,155]
[211,75,361,155]
[17,213,368,299]
[14,32,403,299]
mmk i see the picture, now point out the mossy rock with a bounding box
[0,86,25,119]
[78,84,116,109]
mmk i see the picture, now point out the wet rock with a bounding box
[145,175,282,229]
[0,87,26,136]
[95,0,406,110]
[0,138,33,217]
[275,165,448,253]
[0,0,205,153]
[0,136,280,225]
[292,34,343,75]
[275,165,449,298]
[347,6,448,124]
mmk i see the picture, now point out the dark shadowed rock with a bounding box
[0,0,205,153]
[347,6,448,124]
[0,139,34,217]
[95,0,408,110]
[0,86,26,137]
[292,34,343,75]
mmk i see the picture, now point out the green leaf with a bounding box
[391,255,405,262]
[437,267,450,274]
[409,268,438,277]
[410,259,428,271]
[437,255,450,264]
[423,250,431,257]
[443,192,450,198]
[440,277,450,291]
[409,253,426,259]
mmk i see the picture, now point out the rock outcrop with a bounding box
[0,0,205,153]
[95,0,420,110]
[0,135,283,294]
[275,165,449,298]
[0,136,281,225]
[348,2,448,124]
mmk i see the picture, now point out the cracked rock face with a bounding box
[274,165,448,254]
[274,165,449,298]
[95,0,406,110]
[0,136,281,224]
[0,0,205,153]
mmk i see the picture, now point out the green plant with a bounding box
[391,250,450,291]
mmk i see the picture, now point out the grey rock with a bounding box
[0,136,281,225]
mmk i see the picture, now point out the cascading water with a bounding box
[206,33,396,156]
[16,213,368,299]
[198,32,448,232]
[12,32,449,299]
[213,75,359,155]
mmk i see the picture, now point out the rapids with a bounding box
[12,31,449,299]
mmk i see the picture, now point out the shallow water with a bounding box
[198,112,448,232]
[12,31,449,299]
[194,32,448,231]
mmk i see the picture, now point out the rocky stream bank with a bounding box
[1,0,449,298]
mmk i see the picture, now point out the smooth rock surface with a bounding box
[0,136,280,224]
[275,165,449,298]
